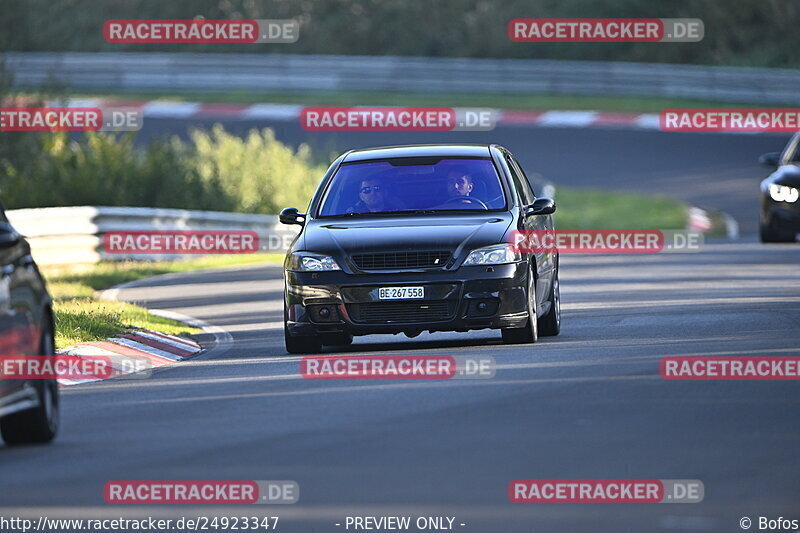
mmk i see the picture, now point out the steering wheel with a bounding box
[487,194,504,205]
[439,196,489,209]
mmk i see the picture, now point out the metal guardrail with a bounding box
[6,206,298,265]
[4,51,800,104]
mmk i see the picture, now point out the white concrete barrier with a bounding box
[5,51,800,104]
[6,206,298,265]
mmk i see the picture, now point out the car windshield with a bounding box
[317,157,507,216]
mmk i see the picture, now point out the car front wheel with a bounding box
[283,302,322,354]
[538,268,561,337]
[760,221,795,243]
[501,267,539,344]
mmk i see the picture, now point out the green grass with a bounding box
[52,90,759,114]
[52,298,200,350]
[554,187,688,230]
[45,254,284,349]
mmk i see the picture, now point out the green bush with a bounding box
[1,131,224,210]
[0,126,325,214]
[189,125,325,213]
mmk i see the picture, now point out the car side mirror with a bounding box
[279,207,305,226]
[525,197,556,217]
[759,152,781,167]
[0,222,21,249]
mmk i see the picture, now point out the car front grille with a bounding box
[350,250,450,270]
[347,301,455,324]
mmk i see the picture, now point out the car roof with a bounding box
[343,144,494,162]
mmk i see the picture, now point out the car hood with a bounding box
[764,165,800,188]
[300,212,514,265]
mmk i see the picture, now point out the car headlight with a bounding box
[462,243,521,266]
[768,184,799,203]
[289,252,342,271]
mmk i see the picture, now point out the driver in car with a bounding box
[447,172,474,199]
[441,170,488,208]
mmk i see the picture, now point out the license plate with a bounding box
[378,286,424,300]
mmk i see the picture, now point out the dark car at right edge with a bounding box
[759,132,800,242]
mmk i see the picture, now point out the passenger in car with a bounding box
[346,178,406,213]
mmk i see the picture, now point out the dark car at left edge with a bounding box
[0,203,58,445]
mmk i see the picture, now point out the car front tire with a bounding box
[760,221,795,243]
[283,302,322,354]
[501,267,539,344]
[538,268,561,337]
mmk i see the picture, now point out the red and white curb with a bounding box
[686,206,739,239]
[56,329,201,386]
[16,97,785,134]
[687,206,713,232]
[498,109,661,130]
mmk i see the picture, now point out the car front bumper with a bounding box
[762,198,800,235]
[285,262,529,337]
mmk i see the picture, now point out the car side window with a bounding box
[510,156,537,199]
[505,155,533,205]
[781,133,800,164]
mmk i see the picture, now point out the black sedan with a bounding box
[280,144,560,353]
[0,204,58,445]
[759,132,800,242]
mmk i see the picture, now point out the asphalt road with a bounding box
[134,117,791,234]
[2,238,799,532]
